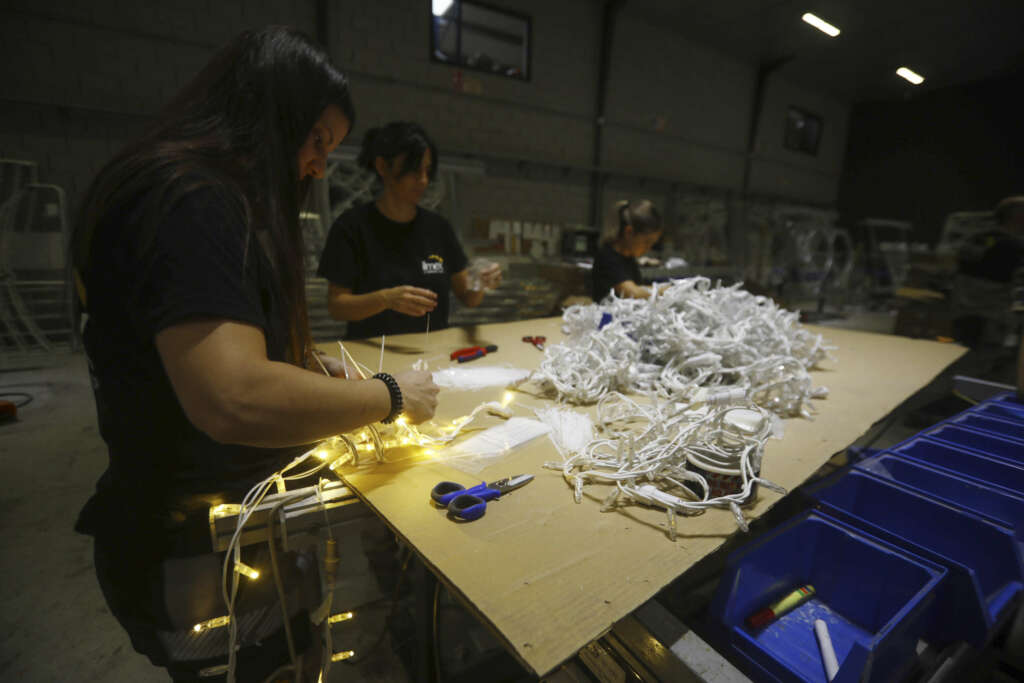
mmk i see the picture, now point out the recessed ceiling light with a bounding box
[432,0,454,16]
[896,67,925,85]
[801,13,841,37]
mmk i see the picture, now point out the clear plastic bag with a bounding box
[467,257,500,292]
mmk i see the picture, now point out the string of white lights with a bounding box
[530,278,832,536]
[532,277,834,417]
[542,392,788,536]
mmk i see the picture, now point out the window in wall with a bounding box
[783,107,823,155]
[431,0,531,81]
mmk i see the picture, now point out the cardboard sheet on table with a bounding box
[319,317,966,676]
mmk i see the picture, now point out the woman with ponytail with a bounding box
[72,27,438,681]
[318,121,501,338]
[591,199,663,301]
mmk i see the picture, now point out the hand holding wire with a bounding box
[384,285,437,317]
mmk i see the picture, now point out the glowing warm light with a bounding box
[210,504,241,518]
[801,13,840,37]
[395,416,409,427]
[432,0,454,16]
[314,449,330,460]
[502,391,514,407]
[896,67,924,85]
[234,562,260,580]
[193,615,231,632]
[331,650,355,662]
[328,611,354,624]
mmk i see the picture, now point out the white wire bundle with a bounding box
[532,277,833,417]
[543,392,787,537]
[220,441,354,682]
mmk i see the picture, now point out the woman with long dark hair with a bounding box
[72,27,438,681]
[318,121,501,338]
[591,199,663,301]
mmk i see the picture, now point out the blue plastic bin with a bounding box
[806,469,1024,646]
[948,412,1024,442]
[711,511,945,683]
[856,453,1024,533]
[892,437,1024,498]
[924,423,1024,466]
[974,402,1024,425]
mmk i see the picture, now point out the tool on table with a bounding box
[746,584,816,629]
[430,474,533,521]
[522,335,546,351]
[450,344,498,363]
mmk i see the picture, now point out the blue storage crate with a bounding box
[806,469,1024,646]
[973,402,1024,425]
[892,437,1024,498]
[948,412,1024,442]
[711,511,945,683]
[924,423,1024,466]
[856,453,1024,533]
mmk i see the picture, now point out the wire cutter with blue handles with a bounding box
[430,474,534,521]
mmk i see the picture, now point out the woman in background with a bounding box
[592,199,663,301]
[318,121,501,338]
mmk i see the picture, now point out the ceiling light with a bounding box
[896,67,925,85]
[432,0,454,16]
[801,13,840,37]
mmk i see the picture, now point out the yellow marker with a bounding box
[746,584,815,629]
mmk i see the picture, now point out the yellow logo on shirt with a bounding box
[422,254,444,274]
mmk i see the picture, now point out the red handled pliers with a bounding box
[522,336,546,351]
[450,344,498,363]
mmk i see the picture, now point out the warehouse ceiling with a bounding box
[629,0,1024,101]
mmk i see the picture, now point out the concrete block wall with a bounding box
[332,0,598,165]
[0,1,316,213]
[750,76,850,204]
[602,13,752,189]
[1,0,850,272]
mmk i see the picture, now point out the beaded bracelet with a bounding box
[373,372,403,424]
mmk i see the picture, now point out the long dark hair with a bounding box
[72,26,354,364]
[357,121,437,182]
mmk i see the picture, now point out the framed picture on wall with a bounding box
[784,107,823,155]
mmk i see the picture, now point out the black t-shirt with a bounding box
[76,185,306,555]
[317,202,468,338]
[592,242,641,301]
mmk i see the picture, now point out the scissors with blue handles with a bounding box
[430,474,534,521]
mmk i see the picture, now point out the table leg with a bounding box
[414,560,439,683]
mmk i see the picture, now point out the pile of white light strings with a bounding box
[529,278,835,537]
[533,277,833,415]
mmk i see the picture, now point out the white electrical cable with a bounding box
[530,277,834,418]
[541,393,787,536]
[528,279,832,537]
